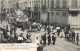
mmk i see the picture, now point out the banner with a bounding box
[0,43,37,51]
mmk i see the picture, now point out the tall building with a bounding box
[69,0,80,28]
[29,0,69,24]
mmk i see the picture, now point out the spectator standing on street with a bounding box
[26,32,31,39]
[76,33,79,45]
[69,30,72,42]
[40,35,43,44]
[64,27,69,38]
[56,26,60,36]
[72,30,75,42]
[43,33,46,46]
[52,33,56,45]
[66,34,69,42]
[48,34,51,45]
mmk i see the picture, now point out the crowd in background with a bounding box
[1,23,32,43]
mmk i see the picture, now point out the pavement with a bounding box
[0,21,80,51]
[43,37,80,51]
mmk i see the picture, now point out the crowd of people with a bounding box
[39,24,79,46]
[0,20,79,46]
[1,23,32,43]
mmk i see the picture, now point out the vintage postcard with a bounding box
[0,0,80,51]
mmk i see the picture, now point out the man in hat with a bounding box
[48,34,51,45]
[72,29,75,42]
[76,33,79,45]
[43,33,46,46]
[26,32,31,39]
[52,33,56,45]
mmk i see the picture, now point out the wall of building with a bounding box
[68,12,80,27]
[68,0,80,28]
[39,0,69,24]
[49,10,68,25]
[40,12,47,22]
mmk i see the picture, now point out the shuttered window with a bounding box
[62,0,67,8]
[51,0,54,8]
[56,0,60,8]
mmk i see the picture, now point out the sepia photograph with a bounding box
[0,0,80,51]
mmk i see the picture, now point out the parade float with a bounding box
[14,9,29,27]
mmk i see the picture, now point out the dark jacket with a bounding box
[43,35,46,40]
[48,35,51,41]
[52,35,56,41]
[72,31,75,37]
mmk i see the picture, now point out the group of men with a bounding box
[40,33,56,46]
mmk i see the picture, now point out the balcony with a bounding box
[69,6,80,11]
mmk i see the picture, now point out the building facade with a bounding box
[69,0,80,28]
[29,0,69,24]
[29,0,80,27]
[0,0,80,27]
[47,0,69,25]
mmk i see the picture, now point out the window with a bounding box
[44,0,46,6]
[63,0,67,8]
[56,12,59,15]
[72,0,78,7]
[51,0,54,8]
[34,1,35,5]
[62,12,66,17]
[48,0,49,8]
[41,0,43,6]
[56,0,60,8]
